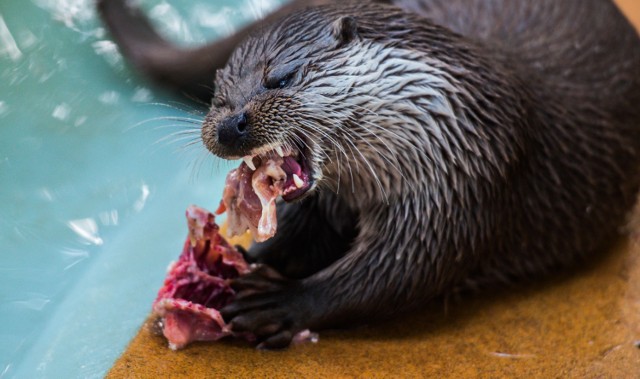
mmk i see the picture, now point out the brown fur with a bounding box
[99,0,640,348]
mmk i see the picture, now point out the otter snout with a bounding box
[202,110,257,158]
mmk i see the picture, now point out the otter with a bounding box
[98,0,640,349]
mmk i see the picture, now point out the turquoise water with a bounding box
[0,0,283,377]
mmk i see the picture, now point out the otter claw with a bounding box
[220,265,306,348]
[229,265,288,292]
[234,244,256,263]
[257,330,293,350]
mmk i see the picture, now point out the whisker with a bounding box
[149,123,201,131]
[152,101,208,116]
[341,116,409,185]
[126,116,203,132]
[153,130,202,146]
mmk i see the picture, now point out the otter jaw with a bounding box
[241,142,315,202]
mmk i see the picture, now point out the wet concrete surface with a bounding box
[108,1,640,377]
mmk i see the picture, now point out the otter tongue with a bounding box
[219,155,287,242]
[281,156,302,177]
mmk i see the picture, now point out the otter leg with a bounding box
[221,202,456,348]
[97,0,337,102]
[247,192,358,279]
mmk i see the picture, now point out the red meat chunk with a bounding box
[218,152,309,242]
[152,205,250,350]
[152,205,318,349]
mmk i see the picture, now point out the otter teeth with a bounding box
[292,173,304,189]
[243,156,256,171]
[275,146,285,158]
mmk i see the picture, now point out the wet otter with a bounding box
[98,0,640,348]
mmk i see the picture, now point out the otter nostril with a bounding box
[237,113,248,133]
[217,112,250,147]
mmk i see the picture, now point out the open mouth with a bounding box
[242,144,313,202]
[217,141,314,242]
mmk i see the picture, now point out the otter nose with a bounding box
[217,112,249,146]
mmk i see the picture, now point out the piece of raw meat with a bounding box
[152,205,318,350]
[218,152,309,242]
[152,205,250,350]
[218,156,286,242]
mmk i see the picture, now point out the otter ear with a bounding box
[331,16,358,46]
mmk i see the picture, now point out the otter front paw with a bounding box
[220,265,311,349]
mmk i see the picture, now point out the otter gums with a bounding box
[98,0,640,349]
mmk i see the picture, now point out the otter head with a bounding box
[201,8,363,201]
[202,5,492,205]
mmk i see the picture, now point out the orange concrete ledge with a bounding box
[109,238,640,378]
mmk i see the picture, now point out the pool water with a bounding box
[0,0,283,377]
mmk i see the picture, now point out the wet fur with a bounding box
[98,0,640,348]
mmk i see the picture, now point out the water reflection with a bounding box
[133,183,151,213]
[9,295,51,312]
[0,15,22,61]
[59,248,90,271]
[67,218,104,246]
[33,0,97,34]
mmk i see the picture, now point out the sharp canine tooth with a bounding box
[243,156,256,171]
[275,146,284,157]
[293,174,304,189]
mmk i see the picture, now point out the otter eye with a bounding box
[264,71,296,90]
[212,97,226,108]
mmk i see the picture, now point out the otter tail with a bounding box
[97,0,334,102]
[97,0,250,101]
